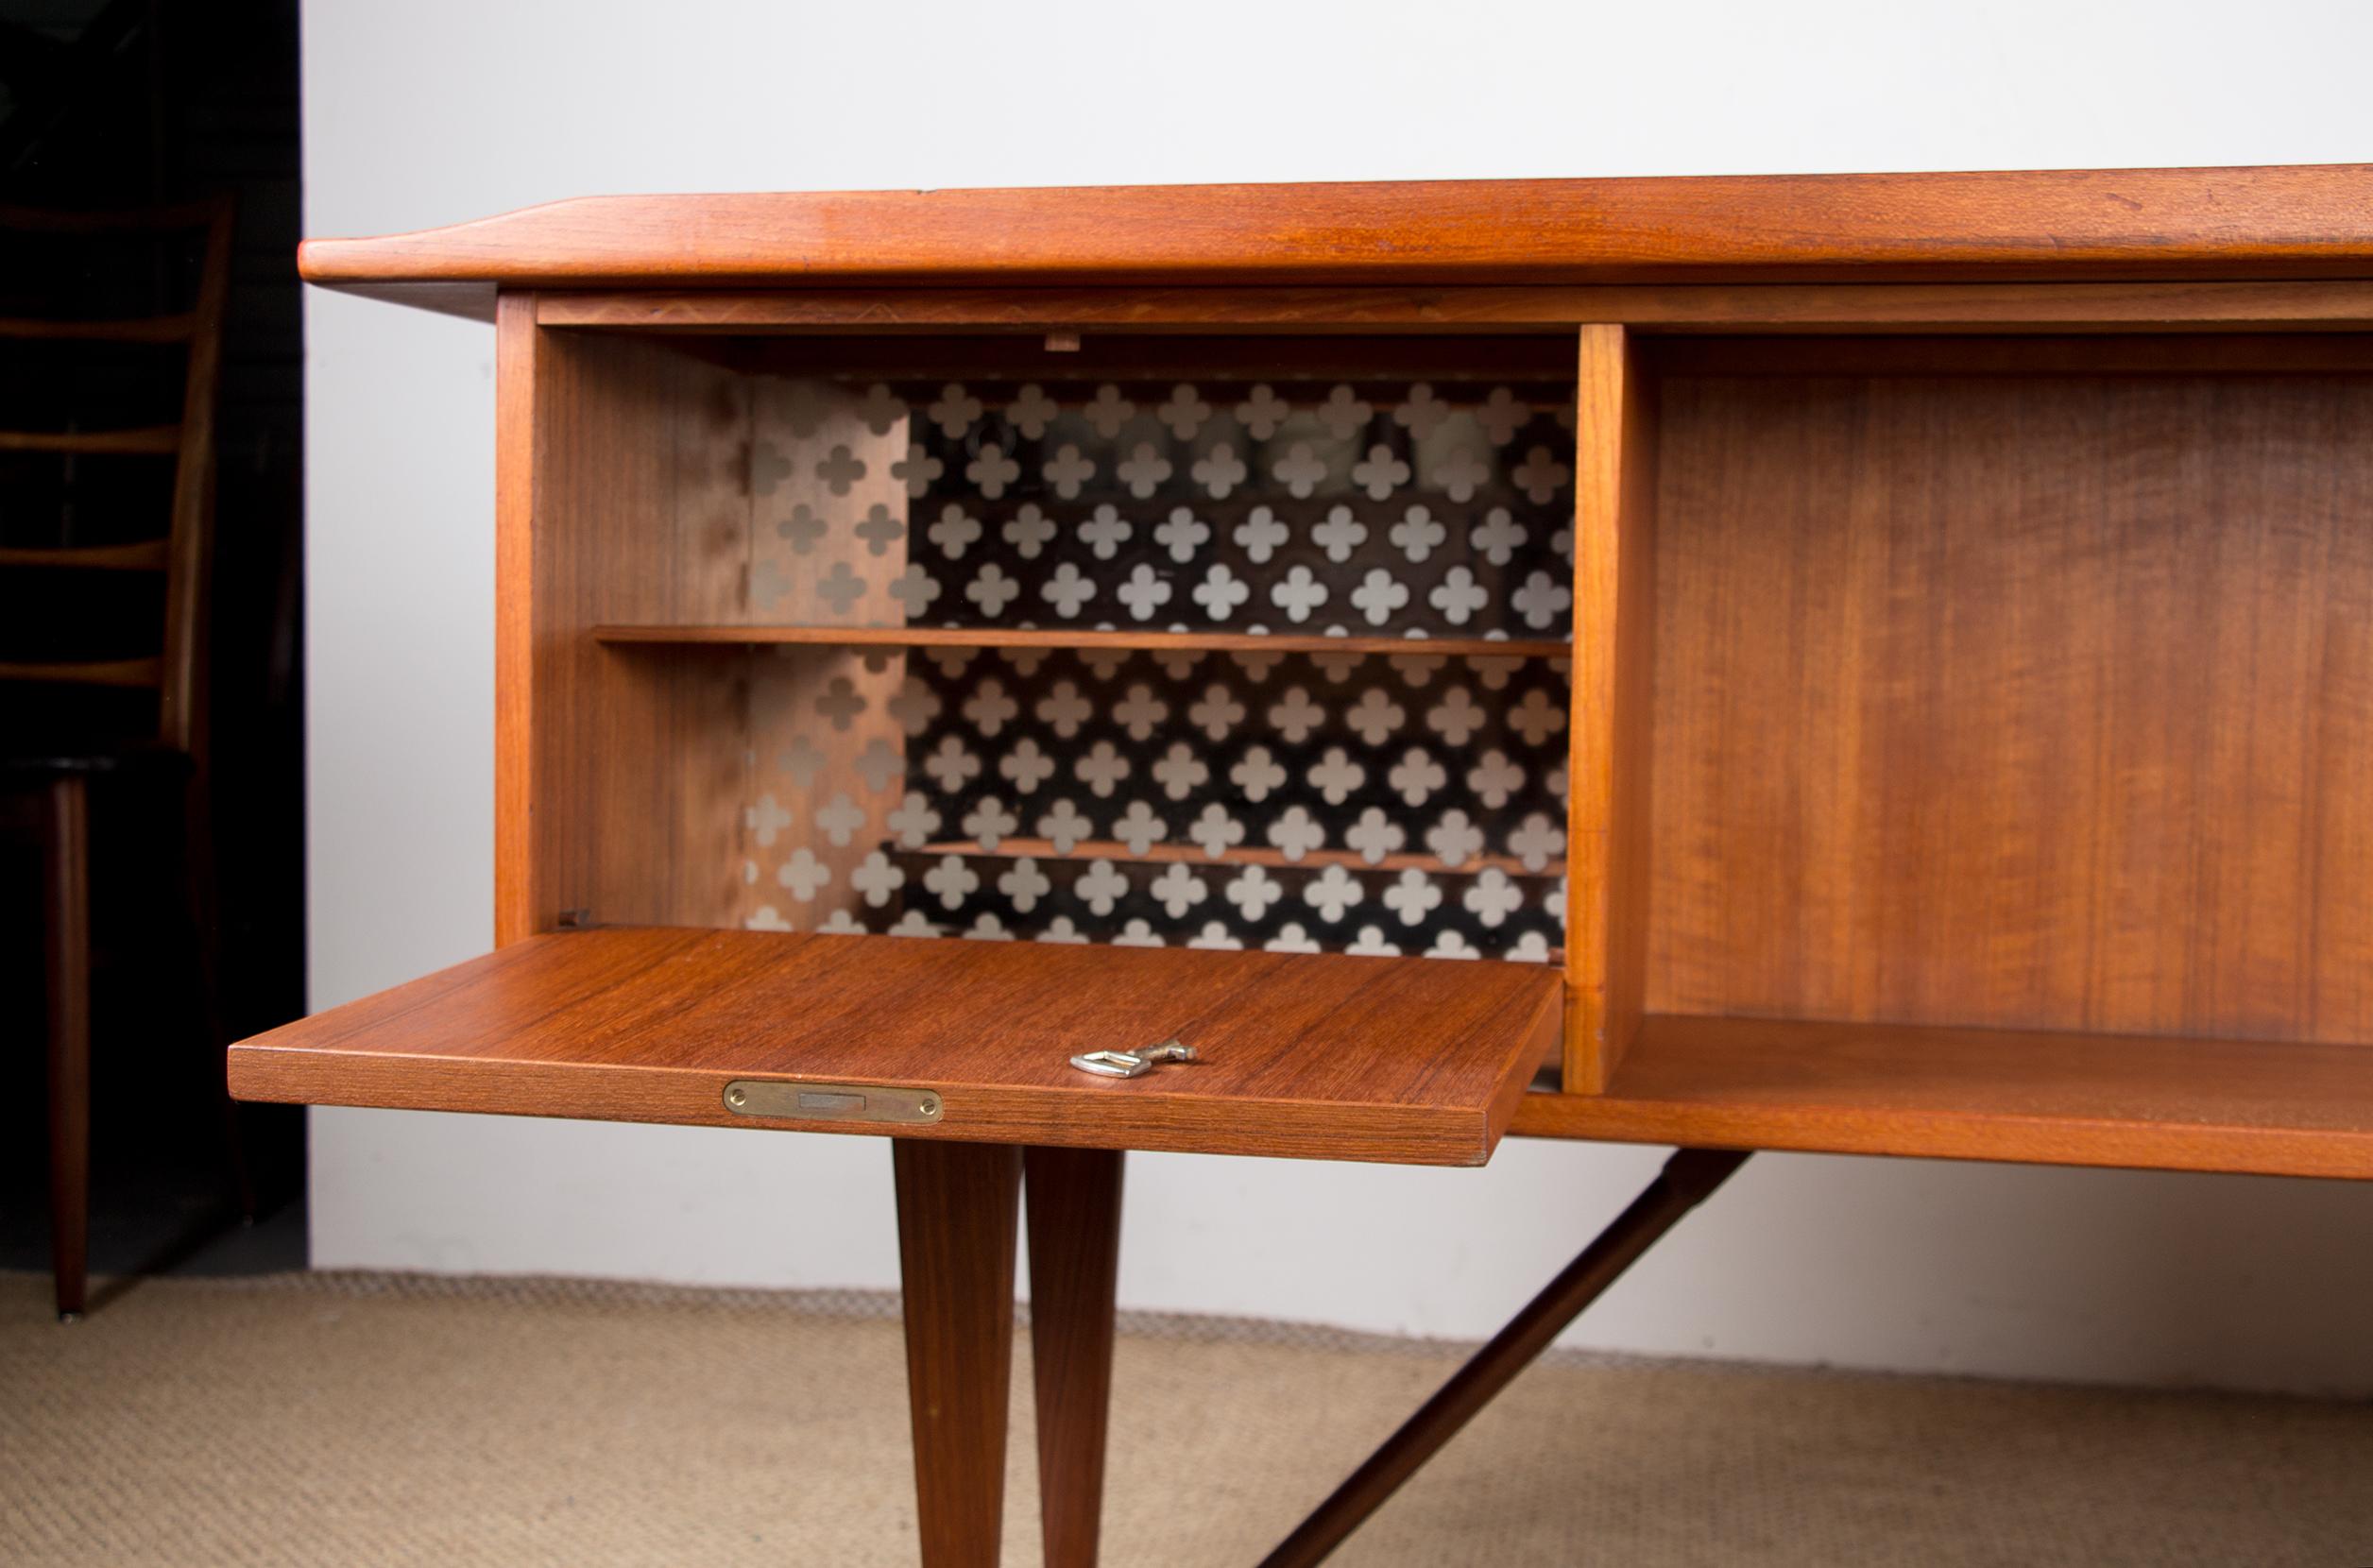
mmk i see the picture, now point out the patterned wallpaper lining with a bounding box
[739,377,1575,961]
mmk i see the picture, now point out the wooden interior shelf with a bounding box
[1513,1015,2373,1179]
[910,838,1556,878]
[593,624,1570,661]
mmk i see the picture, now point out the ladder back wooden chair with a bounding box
[0,195,239,1320]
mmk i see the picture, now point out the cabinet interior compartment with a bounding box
[1601,333,2373,1103]
[515,331,1583,1001]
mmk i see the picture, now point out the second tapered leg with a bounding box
[1025,1147,1124,1568]
[895,1139,1024,1568]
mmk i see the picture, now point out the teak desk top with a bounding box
[242,165,2373,1184]
[299,163,2373,316]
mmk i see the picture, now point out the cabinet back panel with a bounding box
[751,642,1574,956]
[1647,371,2373,1046]
[728,368,1577,957]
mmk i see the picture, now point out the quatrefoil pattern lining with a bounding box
[744,645,1569,960]
[739,378,1575,961]
[749,377,1578,639]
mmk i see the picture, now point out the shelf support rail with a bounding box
[1257,1147,1752,1568]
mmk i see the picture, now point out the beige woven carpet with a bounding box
[4,1270,2370,1566]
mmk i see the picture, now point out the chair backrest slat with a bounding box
[0,195,233,761]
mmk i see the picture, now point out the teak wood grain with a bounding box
[1024,1147,1125,1568]
[493,295,538,945]
[1564,325,1658,1093]
[533,280,2373,335]
[299,165,2373,318]
[1647,369,2373,1048]
[1644,332,2373,378]
[724,333,1578,383]
[894,1139,1022,1567]
[504,326,758,941]
[226,928,1561,1166]
[1509,1015,2373,1180]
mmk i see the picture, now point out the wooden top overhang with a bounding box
[299,164,2373,319]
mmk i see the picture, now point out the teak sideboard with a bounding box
[236,165,2373,1565]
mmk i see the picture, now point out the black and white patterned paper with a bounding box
[741,378,1574,962]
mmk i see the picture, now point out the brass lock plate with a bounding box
[723,1081,944,1124]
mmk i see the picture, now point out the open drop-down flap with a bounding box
[229,928,1562,1167]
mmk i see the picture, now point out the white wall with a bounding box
[301,0,2373,1396]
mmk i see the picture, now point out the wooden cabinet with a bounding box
[238,167,2373,1181]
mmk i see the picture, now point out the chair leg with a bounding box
[1025,1147,1124,1568]
[895,1139,1024,1568]
[42,776,93,1322]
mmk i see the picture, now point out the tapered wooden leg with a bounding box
[1025,1147,1124,1568]
[42,776,92,1322]
[895,1139,1023,1568]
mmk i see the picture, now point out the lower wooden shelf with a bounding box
[909,837,1555,878]
[593,624,1569,661]
[1512,1014,2373,1179]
